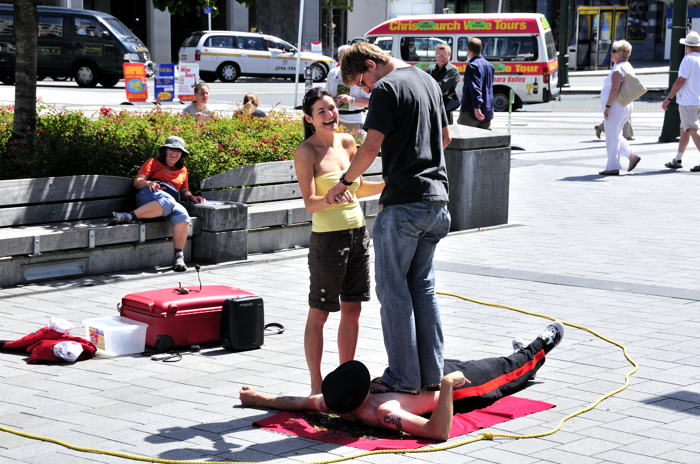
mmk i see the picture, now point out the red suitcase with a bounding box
[119,285,260,348]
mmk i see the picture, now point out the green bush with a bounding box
[0,103,306,193]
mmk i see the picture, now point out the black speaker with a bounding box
[220,296,265,351]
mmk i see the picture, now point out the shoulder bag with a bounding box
[444,92,461,112]
[616,71,647,107]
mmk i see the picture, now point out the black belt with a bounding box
[339,110,362,115]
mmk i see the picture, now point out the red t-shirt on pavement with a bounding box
[137,158,189,192]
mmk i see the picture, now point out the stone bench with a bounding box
[190,158,384,258]
[0,126,509,287]
[0,175,202,287]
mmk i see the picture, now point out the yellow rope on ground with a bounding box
[0,291,638,464]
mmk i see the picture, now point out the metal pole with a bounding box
[558,0,570,87]
[293,0,305,109]
[659,0,688,142]
[508,88,513,134]
[207,1,212,30]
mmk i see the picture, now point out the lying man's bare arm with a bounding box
[239,386,328,412]
[374,372,468,441]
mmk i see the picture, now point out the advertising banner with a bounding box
[367,17,541,35]
[178,64,199,102]
[154,63,175,102]
[123,63,148,102]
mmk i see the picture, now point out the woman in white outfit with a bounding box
[599,40,641,176]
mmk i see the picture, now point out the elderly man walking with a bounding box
[426,43,460,124]
[663,31,700,171]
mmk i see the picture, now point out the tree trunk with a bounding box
[329,9,334,58]
[13,0,38,149]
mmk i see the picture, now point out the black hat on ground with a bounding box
[321,360,370,414]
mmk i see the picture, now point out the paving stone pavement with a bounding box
[2,120,700,464]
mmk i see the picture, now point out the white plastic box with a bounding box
[83,316,148,356]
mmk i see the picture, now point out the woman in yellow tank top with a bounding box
[294,88,384,394]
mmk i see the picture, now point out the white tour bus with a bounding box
[364,13,560,111]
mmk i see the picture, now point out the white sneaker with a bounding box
[112,212,133,224]
[539,321,564,353]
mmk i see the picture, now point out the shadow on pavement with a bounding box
[627,170,683,177]
[558,174,608,182]
[641,390,700,416]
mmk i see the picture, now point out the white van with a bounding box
[178,31,335,83]
[364,14,560,111]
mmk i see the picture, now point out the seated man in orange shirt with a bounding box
[240,321,563,440]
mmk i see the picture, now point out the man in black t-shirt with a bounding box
[324,42,452,395]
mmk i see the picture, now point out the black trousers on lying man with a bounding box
[240,321,564,440]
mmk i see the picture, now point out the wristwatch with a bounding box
[339,172,353,186]
[351,97,356,104]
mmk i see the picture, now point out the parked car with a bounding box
[178,31,335,83]
[0,5,153,87]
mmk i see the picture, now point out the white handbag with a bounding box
[616,72,647,106]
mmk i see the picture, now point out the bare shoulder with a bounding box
[338,132,356,148]
[294,139,316,163]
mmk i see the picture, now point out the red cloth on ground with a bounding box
[3,327,96,363]
[2,327,64,350]
[253,396,554,451]
[26,338,96,364]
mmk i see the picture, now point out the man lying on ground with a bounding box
[240,321,564,441]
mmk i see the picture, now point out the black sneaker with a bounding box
[173,254,187,272]
[665,160,682,169]
[539,321,564,353]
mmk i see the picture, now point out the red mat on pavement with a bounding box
[253,396,555,451]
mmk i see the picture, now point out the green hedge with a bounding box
[0,104,306,193]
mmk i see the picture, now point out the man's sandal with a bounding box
[691,165,700,172]
[665,160,683,169]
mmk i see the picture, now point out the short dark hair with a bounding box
[467,38,482,55]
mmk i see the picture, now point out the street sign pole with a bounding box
[294,0,306,109]
[558,0,570,88]
[659,0,687,142]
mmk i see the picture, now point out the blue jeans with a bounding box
[373,201,451,393]
[135,188,190,225]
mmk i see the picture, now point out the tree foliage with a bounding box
[151,0,253,17]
